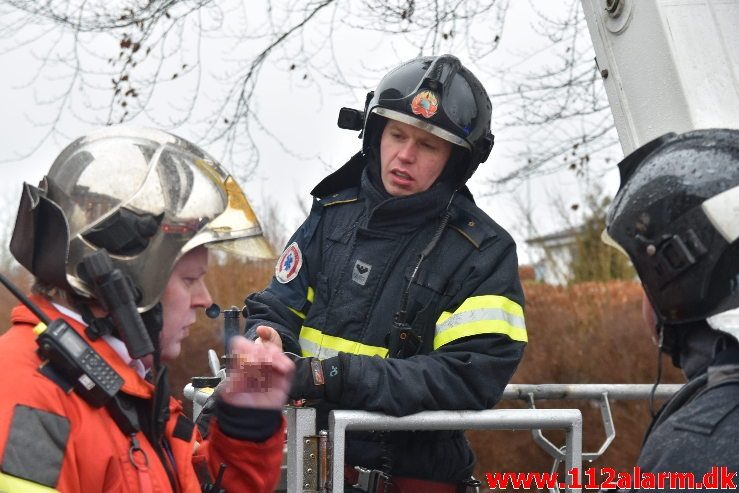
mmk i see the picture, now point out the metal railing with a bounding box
[329,408,583,492]
[502,384,681,400]
[502,384,682,492]
[184,383,683,493]
[503,384,681,463]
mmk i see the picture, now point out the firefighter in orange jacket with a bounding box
[0,126,294,492]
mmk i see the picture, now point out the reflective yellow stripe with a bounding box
[434,295,527,349]
[434,319,528,348]
[299,326,388,359]
[0,472,59,492]
[437,295,523,325]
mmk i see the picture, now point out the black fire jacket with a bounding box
[245,154,527,482]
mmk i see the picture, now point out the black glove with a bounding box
[289,355,343,402]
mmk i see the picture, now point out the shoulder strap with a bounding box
[447,200,498,249]
[702,363,739,394]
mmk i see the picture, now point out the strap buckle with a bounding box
[458,477,481,493]
[353,466,391,493]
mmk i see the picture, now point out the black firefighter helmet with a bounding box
[338,54,495,186]
[604,128,739,329]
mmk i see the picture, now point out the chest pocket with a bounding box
[322,222,355,283]
[404,267,462,353]
[311,222,355,321]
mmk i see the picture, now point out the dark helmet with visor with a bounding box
[604,129,739,336]
[342,54,494,186]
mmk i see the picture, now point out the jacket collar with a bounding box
[360,162,456,231]
[311,151,456,230]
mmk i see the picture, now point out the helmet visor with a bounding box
[373,107,471,150]
[182,173,275,259]
[600,228,630,258]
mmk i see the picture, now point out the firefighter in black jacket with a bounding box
[604,129,739,490]
[246,54,527,492]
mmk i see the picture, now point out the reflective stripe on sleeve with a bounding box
[299,326,389,359]
[434,295,527,349]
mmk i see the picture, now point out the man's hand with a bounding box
[254,325,283,350]
[218,335,295,409]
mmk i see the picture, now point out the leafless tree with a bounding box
[0,0,516,184]
[0,0,623,207]
[482,0,619,197]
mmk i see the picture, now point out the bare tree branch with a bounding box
[0,0,617,195]
[482,0,618,196]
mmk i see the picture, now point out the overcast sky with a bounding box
[0,1,622,267]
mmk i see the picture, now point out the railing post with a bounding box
[285,406,317,493]
[565,412,583,493]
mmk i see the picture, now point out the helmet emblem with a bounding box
[410,90,439,118]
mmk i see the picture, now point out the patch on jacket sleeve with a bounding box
[275,242,303,284]
[1,405,70,488]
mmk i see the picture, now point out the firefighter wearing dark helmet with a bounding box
[604,128,739,481]
[244,55,527,491]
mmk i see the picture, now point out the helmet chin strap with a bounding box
[141,304,164,366]
[75,298,116,341]
[139,303,170,442]
[76,295,170,442]
[649,317,666,418]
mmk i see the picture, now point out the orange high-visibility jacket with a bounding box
[0,297,284,493]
